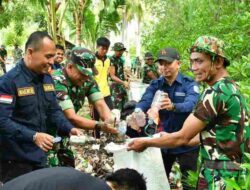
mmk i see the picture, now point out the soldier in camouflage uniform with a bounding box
[48,47,117,167]
[128,36,249,190]
[12,44,23,63]
[142,52,159,84]
[0,45,7,73]
[109,42,129,110]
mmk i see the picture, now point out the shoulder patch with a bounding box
[43,84,55,92]
[0,94,13,104]
[17,87,35,97]
[193,86,199,93]
[56,90,69,100]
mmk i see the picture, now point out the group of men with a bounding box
[128,36,249,190]
[0,30,249,190]
[0,44,23,74]
[0,31,147,190]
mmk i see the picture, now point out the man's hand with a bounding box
[100,122,118,134]
[147,107,159,121]
[34,132,54,152]
[160,93,174,111]
[127,138,148,152]
[70,128,83,136]
[126,114,141,132]
[123,81,129,89]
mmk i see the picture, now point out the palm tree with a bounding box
[29,0,69,44]
[124,0,143,56]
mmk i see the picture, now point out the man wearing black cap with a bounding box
[142,52,159,84]
[129,47,200,190]
[109,42,129,110]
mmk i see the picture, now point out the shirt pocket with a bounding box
[16,95,37,117]
[44,91,56,109]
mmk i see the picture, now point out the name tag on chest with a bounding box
[17,87,35,97]
[175,92,186,97]
[43,84,55,92]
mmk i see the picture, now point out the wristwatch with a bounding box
[95,121,102,131]
[172,103,176,111]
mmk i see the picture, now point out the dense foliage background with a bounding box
[0,0,249,107]
[142,0,250,108]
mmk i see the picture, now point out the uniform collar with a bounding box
[20,59,44,83]
[62,68,74,87]
[160,72,183,87]
[95,52,107,61]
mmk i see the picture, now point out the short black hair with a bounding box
[96,37,110,48]
[106,168,147,190]
[56,44,64,51]
[25,31,53,52]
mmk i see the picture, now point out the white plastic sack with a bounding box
[128,82,149,102]
[105,140,170,190]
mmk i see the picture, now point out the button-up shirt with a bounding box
[136,73,200,154]
[0,59,73,164]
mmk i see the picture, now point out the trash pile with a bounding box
[70,132,127,178]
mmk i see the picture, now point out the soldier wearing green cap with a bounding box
[142,52,159,84]
[109,42,129,110]
[128,36,249,190]
[48,47,118,167]
[52,47,117,134]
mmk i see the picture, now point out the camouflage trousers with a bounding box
[110,83,128,110]
[46,138,75,168]
[197,164,241,190]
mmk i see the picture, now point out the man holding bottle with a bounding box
[130,48,200,190]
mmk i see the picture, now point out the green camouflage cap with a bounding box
[70,47,97,76]
[144,52,154,60]
[189,36,230,66]
[112,42,126,51]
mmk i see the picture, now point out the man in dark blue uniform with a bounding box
[0,31,81,183]
[130,48,200,190]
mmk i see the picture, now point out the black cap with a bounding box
[155,48,180,63]
[144,52,154,59]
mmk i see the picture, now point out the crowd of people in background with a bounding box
[0,31,249,190]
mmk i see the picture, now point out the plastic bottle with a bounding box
[134,108,146,127]
[118,120,127,135]
[151,90,164,109]
[145,90,168,136]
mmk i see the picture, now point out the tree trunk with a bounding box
[136,18,141,57]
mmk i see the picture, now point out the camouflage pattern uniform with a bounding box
[47,47,103,167]
[142,64,159,84]
[110,42,128,110]
[13,46,23,63]
[0,46,7,73]
[53,69,102,112]
[190,36,250,190]
[142,52,159,84]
